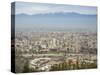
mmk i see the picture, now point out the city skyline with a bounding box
[11,2,97,73]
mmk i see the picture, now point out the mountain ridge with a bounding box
[12,12,97,16]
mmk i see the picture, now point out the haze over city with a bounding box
[12,2,97,32]
[11,2,97,73]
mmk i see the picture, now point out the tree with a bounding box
[22,60,31,73]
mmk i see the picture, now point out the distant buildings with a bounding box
[15,31,97,71]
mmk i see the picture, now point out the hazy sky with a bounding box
[14,2,97,31]
[15,2,97,15]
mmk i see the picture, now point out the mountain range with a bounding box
[11,12,97,32]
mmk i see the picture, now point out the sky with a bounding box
[13,2,97,32]
[15,2,97,15]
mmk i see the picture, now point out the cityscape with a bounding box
[15,31,97,73]
[12,2,97,73]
